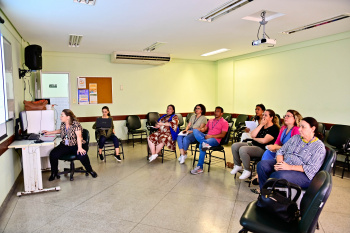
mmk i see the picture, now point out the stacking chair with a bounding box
[146,112,160,135]
[222,113,233,123]
[126,115,147,147]
[239,171,332,233]
[58,129,90,181]
[185,112,195,128]
[146,143,177,163]
[192,126,231,172]
[95,131,124,163]
[317,122,326,141]
[325,124,350,178]
[231,114,249,143]
[176,113,184,131]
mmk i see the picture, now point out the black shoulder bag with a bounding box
[256,178,301,223]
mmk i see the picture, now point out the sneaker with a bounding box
[114,154,122,162]
[99,154,104,161]
[190,166,203,175]
[149,154,158,162]
[239,170,251,180]
[202,142,211,151]
[178,155,183,162]
[230,165,243,175]
[180,154,187,164]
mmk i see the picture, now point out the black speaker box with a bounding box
[25,45,42,70]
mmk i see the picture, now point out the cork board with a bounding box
[78,77,112,104]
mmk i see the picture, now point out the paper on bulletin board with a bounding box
[78,77,86,89]
[78,89,89,105]
[89,83,98,104]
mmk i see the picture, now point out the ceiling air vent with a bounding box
[282,13,350,34]
[111,51,171,65]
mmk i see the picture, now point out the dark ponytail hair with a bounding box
[254,104,266,121]
[302,117,323,141]
[102,106,111,116]
[266,109,280,128]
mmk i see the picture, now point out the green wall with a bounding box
[217,31,350,124]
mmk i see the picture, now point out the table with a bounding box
[8,140,61,196]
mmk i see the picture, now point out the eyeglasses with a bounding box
[195,107,201,110]
[284,115,294,118]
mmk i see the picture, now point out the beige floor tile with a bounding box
[74,184,168,222]
[319,211,350,233]
[34,209,137,233]
[227,201,251,233]
[141,192,235,233]
[322,185,350,215]
[131,224,183,233]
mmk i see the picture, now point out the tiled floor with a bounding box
[0,142,349,233]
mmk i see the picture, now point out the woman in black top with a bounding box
[230,109,280,180]
[43,109,97,181]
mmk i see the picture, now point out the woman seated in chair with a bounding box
[257,117,326,190]
[148,104,179,162]
[230,109,280,180]
[93,106,121,161]
[250,110,302,188]
[240,104,265,142]
[43,109,97,181]
[177,104,207,164]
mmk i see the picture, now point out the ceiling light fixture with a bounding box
[281,13,350,34]
[143,42,167,52]
[69,34,83,47]
[252,11,276,47]
[201,48,230,57]
[73,0,96,6]
[199,0,253,22]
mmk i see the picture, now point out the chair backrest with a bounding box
[175,113,184,127]
[146,112,160,127]
[320,146,336,173]
[317,123,326,140]
[82,129,90,152]
[126,115,142,130]
[326,124,350,149]
[222,113,232,123]
[185,112,195,124]
[235,114,248,127]
[299,171,332,233]
[220,125,232,145]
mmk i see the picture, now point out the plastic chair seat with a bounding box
[60,154,79,161]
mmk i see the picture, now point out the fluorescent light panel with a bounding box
[281,13,350,34]
[201,48,230,57]
[73,0,96,6]
[199,0,253,22]
[69,34,83,47]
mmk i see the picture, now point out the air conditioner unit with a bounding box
[111,51,171,65]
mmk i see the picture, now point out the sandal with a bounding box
[250,188,260,194]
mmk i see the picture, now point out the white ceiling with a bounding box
[1,0,350,61]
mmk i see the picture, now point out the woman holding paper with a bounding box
[240,104,265,142]
[177,104,207,164]
[230,109,280,180]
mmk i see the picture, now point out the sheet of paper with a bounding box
[245,121,257,131]
[178,131,188,136]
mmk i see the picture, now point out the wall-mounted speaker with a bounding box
[25,45,42,70]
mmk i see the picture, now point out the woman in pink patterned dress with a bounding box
[148,104,179,162]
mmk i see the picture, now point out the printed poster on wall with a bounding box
[89,83,98,104]
[78,77,86,89]
[78,89,89,105]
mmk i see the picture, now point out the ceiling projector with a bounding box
[252,38,276,46]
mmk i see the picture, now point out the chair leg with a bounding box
[70,161,75,181]
[208,151,212,172]
[132,134,135,148]
[120,140,124,160]
[103,145,107,163]
[193,149,197,167]
[161,146,164,163]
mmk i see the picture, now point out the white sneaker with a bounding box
[149,154,158,162]
[178,155,183,162]
[202,142,211,151]
[230,165,243,175]
[180,154,187,164]
[190,166,203,175]
[239,170,251,180]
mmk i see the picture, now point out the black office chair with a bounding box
[146,112,160,135]
[126,115,147,147]
[192,126,231,172]
[325,124,350,178]
[222,113,233,123]
[95,131,124,162]
[239,171,332,233]
[317,122,326,142]
[58,129,90,181]
[231,114,249,143]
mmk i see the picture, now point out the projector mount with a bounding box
[252,11,276,47]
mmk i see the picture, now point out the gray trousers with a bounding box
[231,142,265,171]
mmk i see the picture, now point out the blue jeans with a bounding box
[257,160,311,190]
[177,133,197,151]
[99,134,119,149]
[193,129,220,169]
[261,150,276,160]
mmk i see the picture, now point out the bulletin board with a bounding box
[77,77,113,104]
